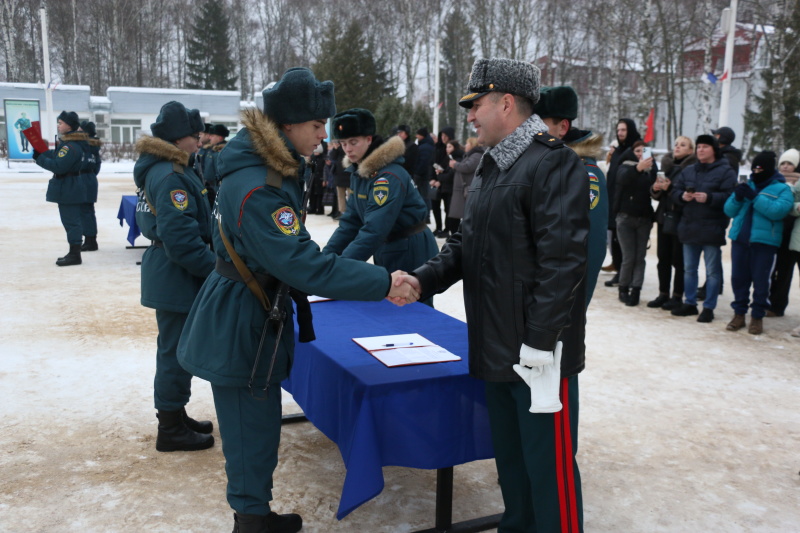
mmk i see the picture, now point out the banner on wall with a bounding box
[4,99,41,160]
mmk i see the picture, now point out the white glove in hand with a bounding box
[513,341,563,413]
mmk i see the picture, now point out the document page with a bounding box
[352,333,432,352]
[370,345,461,367]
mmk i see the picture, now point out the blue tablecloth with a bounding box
[117,195,140,246]
[283,299,493,519]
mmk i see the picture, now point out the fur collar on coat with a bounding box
[135,135,190,167]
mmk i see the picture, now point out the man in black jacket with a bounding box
[712,126,742,177]
[393,58,589,533]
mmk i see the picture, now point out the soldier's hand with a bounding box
[387,271,421,306]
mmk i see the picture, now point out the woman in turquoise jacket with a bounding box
[177,68,416,533]
[723,151,794,334]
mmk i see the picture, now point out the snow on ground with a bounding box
[0,161,798,532]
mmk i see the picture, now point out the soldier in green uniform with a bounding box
[133,101,216,453]
[33,110,91,266]
[323,108,438,286]
[79,120,102,252]
[14,111,32,152]
[202,123,230,205]
[177,68,418,533]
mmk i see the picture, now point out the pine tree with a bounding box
[185,0,238,90]
[313,19,395,117]
[440,5,476,142]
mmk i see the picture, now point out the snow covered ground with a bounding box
[0,161,798,532]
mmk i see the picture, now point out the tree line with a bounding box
[1,0,796,153]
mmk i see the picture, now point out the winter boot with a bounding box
[156,410,214,452]
[232,512,302,533]
[56,244,82,266]
[647,293,669,308]
[726,314,746,331]
[671,303,698,317]
[604,273,620,287]
[661,295,682,311]
[182,407,213,434]
[618,286,629,304]
[81,236,98,251]
[626,287,641,307]
[748,317,763,335]
[697,307,715,323]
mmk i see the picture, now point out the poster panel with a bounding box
[4,99,41,160]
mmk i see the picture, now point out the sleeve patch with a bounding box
[58,146,70,158]
[272,206,301,236]
[373,186,389,206]
[170,189,189,210]
[374,177,390,186]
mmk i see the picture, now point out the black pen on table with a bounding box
[382,342,414,347]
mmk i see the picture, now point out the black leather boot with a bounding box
[626,287,641,306]
[156,409,214,452]
[232,513,267,533]
[233,512,302,533]
[182,407,213,434]
[618,286,629,304]
[604,272,620,287]
[81,236,98,251]
[56,244,82,266]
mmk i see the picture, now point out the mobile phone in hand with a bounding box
[642,147,653,160]
[686,186,696,193]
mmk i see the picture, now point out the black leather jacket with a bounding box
[414,135,589,381]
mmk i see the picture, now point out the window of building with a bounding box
[111,118,141,144]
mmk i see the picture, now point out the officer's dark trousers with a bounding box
[768,245,800,315]
[80,203,97,237]
[154,310,193,411]
[58,203,83,245]
[211,384,282,515]
[485,376,582,533]
[731,241,778,319]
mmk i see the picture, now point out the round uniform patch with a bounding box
[58,146,69,158]
[588,172,600,210]
[170,189,189,211]
[272,206,301,236]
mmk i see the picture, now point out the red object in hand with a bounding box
[23,127,49,154]
[31,120,42,137]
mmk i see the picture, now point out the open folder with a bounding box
[352,333,461,367]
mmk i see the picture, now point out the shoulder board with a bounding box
[266,166,283,189]
[533,132,564,148]
[172,162,184,174]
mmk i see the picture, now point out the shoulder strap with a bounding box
[266,166,282,189]
[217,217,271,311]
[378,170,407,194]
[172,162,184,174]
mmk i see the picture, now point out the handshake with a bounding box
[386,271,421,306]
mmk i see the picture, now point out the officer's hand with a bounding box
[513,341,564,413]
[387,271,420,306]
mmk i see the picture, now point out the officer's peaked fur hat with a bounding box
[262,67,336,124]
[459,58,541,108]
[332,108,376,139]
[57,110,80,131]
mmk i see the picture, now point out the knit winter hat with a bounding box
[210,124,230,138]
[332,108,376,139]
[57,110,80,131]
[779,148,799,168]
[459,58,541,108]
[695,134,720,158]
[711,126,735,145]
[150,101,195,142]
[534,86,578,120]
[79,120,96,137]
[751,151,776,176]
[262,67,336,124]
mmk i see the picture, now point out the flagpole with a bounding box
[718,0,738,127]
[40,7,54,147]
[433,38,440,136]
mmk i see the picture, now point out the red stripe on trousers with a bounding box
[554,377,579,532]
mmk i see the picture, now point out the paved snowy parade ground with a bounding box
[1,162,798,532]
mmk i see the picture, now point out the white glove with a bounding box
[513,341,563,413]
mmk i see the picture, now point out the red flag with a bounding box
[643,108,655,144]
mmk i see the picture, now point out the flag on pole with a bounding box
[718,70,728,82]
[643,108,655,144]
[701,72,718,85]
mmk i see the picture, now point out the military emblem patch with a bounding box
[58,146,69,158]
[588,172,600,210]
[170,189,189,210]
[373,186,389,206]
[272,206,300,236]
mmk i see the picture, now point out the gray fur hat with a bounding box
[262,67,336,124]
[459,58,541,109]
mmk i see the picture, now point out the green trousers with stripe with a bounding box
[485,375,582,533]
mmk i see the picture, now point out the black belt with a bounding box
[153,240,164,248]
[386,221,428,243]
[215,257,280,292]
[58,172,80,179]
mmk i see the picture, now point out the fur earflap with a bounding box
[240,108,299,177]
[352,136,406,178]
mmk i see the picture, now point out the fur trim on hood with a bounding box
[567,131,604,161]
[135,135,190,167]
[240,107,299,177]
[212,141,227,152]
[87,137,103,147]
[348,136,406,179]
[59,132,89,142]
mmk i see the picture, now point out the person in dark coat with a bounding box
[647,136,696,310]
[431,126,456,236]
[415,126,435,220]
[669,134,737,323]
[307,140,327,214]
[177,69,417,533]
[766,148,800,317]
[604,117,642,287]
[431,139,464,238]
[329,140,349,219]
[133,101,216,453]
[448,137,483,223]
[79,120,102,252]
[395,58,589,533]
[33,110,91,266]
[712,126,742,177]
[395,124,418,178]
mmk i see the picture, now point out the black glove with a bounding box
[32,150,41,160]
[734,183,755,201]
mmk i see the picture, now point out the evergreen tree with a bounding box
[313,19,395,116]
[185,0,238,90]
[374,96,432,138]
[440,5,475,142]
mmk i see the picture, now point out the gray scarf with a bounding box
[477,114,548,174]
